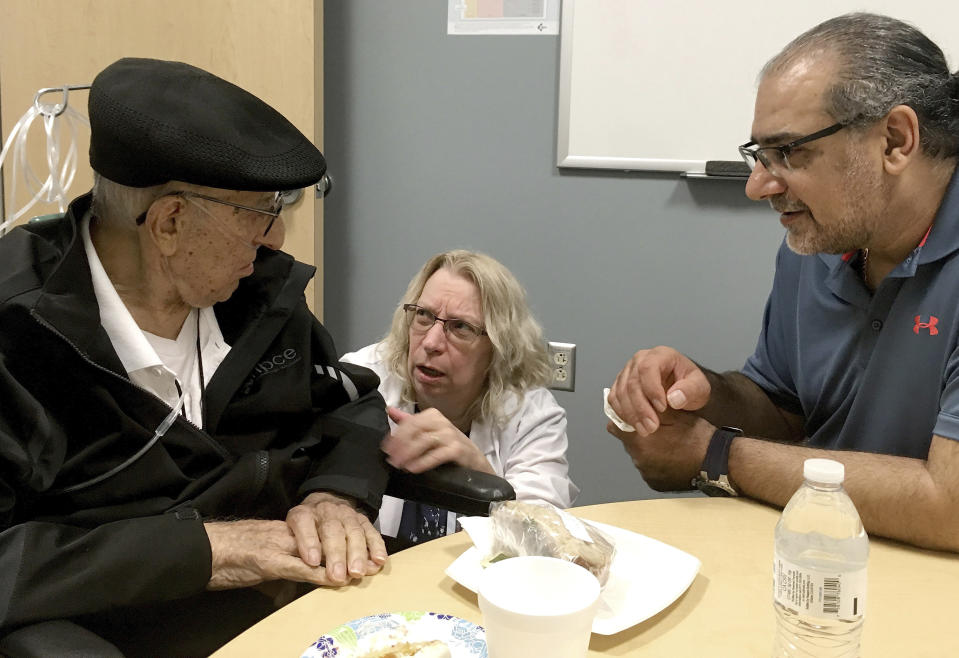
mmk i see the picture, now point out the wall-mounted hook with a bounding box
[33,84,91,118]
[315,173,333,199]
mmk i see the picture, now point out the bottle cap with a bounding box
[803,458,844,484]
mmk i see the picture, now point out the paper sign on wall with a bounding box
[447,0,560,35]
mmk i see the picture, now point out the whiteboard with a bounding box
[557,1,959,174]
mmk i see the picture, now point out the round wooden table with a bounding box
[211,498,959,657]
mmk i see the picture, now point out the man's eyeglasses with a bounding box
[136,190,284,236]
[175,191,284,236]
[739,122,846,176]
[403,304,488,343]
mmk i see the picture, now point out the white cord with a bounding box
[50,391,186,494]
[0,90,89,236]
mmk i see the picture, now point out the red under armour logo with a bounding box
[914,315,939,335]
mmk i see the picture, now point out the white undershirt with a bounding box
[81,212,231,427]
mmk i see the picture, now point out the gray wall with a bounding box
[323,1,785,506]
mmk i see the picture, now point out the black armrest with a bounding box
[384,463,515,517]
[0,620,124,658]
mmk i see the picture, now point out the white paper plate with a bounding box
[446,519,701,635]
[301,611,486,657]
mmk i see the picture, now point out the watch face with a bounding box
[697,482,735,497]
[693,478,737,497]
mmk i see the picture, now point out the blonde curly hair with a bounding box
[380,250,551,426]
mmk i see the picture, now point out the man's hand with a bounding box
[606,409,714,490]
[205,519,344,590]
[383,406,494,474]
[285,492,387,585]
[608,346,711,436]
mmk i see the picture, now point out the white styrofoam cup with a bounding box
[478,556,601,658]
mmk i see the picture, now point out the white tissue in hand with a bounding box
[603,388,635,432]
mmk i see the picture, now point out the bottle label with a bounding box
[773,555,866,620]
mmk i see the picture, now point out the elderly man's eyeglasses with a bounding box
[135,190,284,236]
[175,191,284,236]
[403,304,488,343]
[738,122,846,175]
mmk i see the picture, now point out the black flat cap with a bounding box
[88,57,326,190]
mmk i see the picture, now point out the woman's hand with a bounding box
[383,406,494,474]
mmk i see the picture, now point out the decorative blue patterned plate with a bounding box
[302,611,487,657]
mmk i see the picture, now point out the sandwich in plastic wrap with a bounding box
[486,500,616,586]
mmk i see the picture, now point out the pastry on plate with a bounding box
[358,639,451,657]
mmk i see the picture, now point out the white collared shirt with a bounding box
[81,212,231,427]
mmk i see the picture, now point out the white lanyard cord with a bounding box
[51,311,205,494]
[49,391,186,495]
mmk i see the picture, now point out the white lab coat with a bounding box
[341,343,579,537]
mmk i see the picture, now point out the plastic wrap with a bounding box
[487,500,616,586]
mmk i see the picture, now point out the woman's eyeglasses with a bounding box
[403,304,487,343]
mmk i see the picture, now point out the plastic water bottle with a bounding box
[772,458,869,657]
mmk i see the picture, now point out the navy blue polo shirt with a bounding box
[742,170,959,459]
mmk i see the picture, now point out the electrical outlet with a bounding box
[547,342,576,392]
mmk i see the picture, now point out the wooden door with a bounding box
[0,0,325,313]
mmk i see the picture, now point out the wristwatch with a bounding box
[691,426,743,497]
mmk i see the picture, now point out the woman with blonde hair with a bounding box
[342,250,578,548]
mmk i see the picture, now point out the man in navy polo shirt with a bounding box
[607,13,959,552]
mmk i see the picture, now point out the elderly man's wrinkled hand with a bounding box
[608,346,711,437]
[606,410,714,491]
[383,406,494,474]
[205,519,342,590]
[285,492,387,585]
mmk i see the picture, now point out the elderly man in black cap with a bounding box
[0,58,391,655]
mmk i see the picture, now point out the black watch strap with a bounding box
[693,425,743,496]
[703,426,742,479]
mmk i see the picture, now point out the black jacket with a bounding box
[0,194,390,645]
